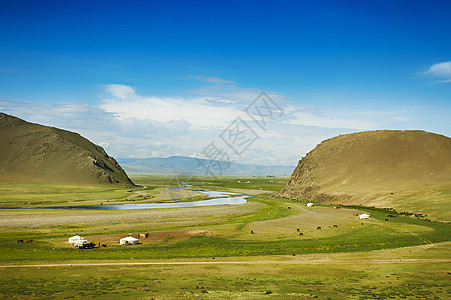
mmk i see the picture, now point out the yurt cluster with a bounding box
[68,233,149,249]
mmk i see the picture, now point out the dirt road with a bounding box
[1,258,450,268]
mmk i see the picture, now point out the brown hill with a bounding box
[0,113,135,187]
[278,130,451,222]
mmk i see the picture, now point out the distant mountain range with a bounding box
[117,156,295,177]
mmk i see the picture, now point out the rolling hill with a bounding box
[0,113,135,187]
[118,156,295,177]
[277,130,451,222]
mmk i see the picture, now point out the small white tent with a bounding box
[68,235,87,244]
[359,213,370,219]
[120,236,139,245]
[306,203,314,207]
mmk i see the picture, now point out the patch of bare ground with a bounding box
[0,202,263,229]
[127,187,205,202]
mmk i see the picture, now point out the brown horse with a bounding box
[316,227,321,230]
[299,232,303,236]
[333,225,338,228]
[17,240,24,243]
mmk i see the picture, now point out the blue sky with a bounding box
[1,0,450,166]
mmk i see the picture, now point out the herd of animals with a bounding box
[17,239,33,243]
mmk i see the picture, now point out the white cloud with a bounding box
[424,61,451,76]
[285,111,376,130]
[99,84,241,129]
[187,75,289,107]
[281,105,415,131]
[205,97,239,104]
[104,84,136,100]
[186,75,235,85]
[423,61,451,83]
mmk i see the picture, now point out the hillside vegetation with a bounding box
[0,113,134,187]
[278,130,451,222]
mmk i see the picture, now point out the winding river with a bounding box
[5,188,249,210]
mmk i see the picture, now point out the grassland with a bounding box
[0,175,450,299]
[1,245,450,299]
[0,181,206,207]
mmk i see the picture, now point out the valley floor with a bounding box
[0,175,450,299]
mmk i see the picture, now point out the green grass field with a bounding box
[1,250,450,299]
[0,175,450,299]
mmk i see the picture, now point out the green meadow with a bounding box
[0,175,450,299]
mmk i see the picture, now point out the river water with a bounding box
[4,188,249,210]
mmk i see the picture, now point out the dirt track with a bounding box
[1,258,450,268]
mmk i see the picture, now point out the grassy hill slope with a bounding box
[278,130,451,222]
[0,113,134,187]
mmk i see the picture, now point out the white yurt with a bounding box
[120,236,139,245]
[68,235,87,244]
[359,213,371,219]
[306,203,314,207]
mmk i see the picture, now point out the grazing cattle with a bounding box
[26,239,34,243]
[316,226,321,230]
[297,229,300,232]
[333,225,338,228]
[385,219,389,221]
[288,207,291,209]
[299,232,303,236]
[251,230,255,234]
[361,223,364,225]
[102,244,107,247]
[17,240,24,243]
